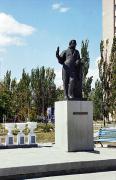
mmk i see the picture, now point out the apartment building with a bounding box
[102,0,116,60]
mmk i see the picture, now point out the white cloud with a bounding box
[95,56,101,65]
[0,13,35,47]
[59,7,70,13]
[54,69,63,88]
[0,48,7,61]
[52,3,70,13]
[0,34,24,46]
[87,57,100,88]
[52,3,62,10]
[0,13,35,36]
[87,68,99,88]
[0,48,6,55]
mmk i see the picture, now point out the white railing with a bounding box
[5,123,15,145]
[17,123,26,145]
[27,122,37,144]
[0,122,37,146]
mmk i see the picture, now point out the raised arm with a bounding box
[56,47,66,65]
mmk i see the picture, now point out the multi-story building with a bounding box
[102,0,116,60]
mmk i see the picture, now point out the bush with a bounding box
[40,123,54,133]
[0,124,8,136]
[12,124,19,135]
[22,124,30,135]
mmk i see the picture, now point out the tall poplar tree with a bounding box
[81,40,93,99]
[98,40,111,125]
[110,37,116,118]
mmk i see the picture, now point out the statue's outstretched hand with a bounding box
[56,46,60,58]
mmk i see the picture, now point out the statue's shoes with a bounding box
[69,96,75,100]
[64,96,69,100]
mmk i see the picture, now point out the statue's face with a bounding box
[70,40,76,49]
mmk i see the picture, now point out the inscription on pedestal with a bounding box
[73,112,88,115]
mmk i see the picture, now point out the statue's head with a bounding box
[69,40,77,49]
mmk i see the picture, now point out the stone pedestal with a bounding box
[55,101,94,152]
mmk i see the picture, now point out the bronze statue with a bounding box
[56,40,82,100]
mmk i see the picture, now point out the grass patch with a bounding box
[35,123,55,143]
[36,132,55,143]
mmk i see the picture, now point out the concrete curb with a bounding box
[0,144,38,149]
[0,159,116,179]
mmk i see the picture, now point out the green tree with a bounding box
[0,67,57,122]
[56,87,64,101]
[98,40,111,125]
[4,70,11,90]
[8,78,18,117]
[0,80,12,121]
[90,80,103,120]
[31,66,56,118]
[16,69,31,121]
[81,40,93,99]
[0,71,13,121]
[110,37,116,118]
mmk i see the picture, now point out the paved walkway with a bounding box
[33,171,116,180]
[0,144,116,179]
[0,144,116,168]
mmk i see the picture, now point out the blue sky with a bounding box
[0,0,102,87]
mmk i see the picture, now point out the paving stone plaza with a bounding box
[0,144,116,179]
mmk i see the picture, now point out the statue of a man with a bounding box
[56,40,82,100]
